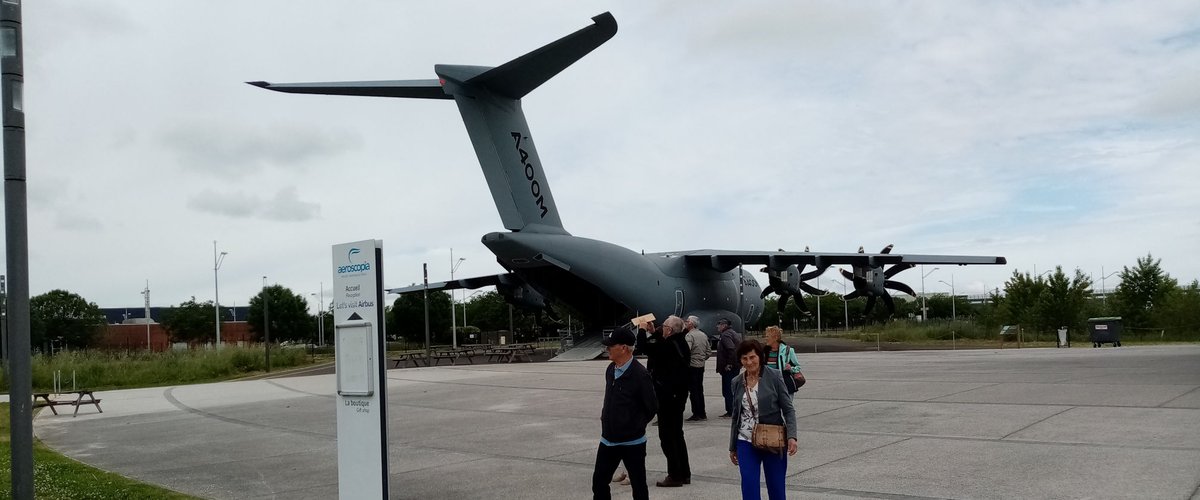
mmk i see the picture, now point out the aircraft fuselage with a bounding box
[483,231,763,333]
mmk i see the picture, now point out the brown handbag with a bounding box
[747,382,787,456]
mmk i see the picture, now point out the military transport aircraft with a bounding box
[250,12,1005,336]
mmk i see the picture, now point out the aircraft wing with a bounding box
[385,274,506,295]
[679,250,1007,273]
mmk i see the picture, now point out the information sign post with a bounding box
[332,240,389,498]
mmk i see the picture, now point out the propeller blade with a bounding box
[800,265,828,281]
[794,295,811,315]
[885,280,917,297]
[776,294,791,314]
[844,291,862,300]
[884,263,914,278]
[880,244,894,254]
[799,283,827,296]
[839,268,855,280]
[881,293,896,316]
[760,288,771,299]
[863,295,877,316]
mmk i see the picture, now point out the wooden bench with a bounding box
[389,351,429,368]
[34,391,103,417]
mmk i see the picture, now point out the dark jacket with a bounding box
[728,367,798,451]
[643,330,691,394]
[716,328,743,374]
[601,358,658,443]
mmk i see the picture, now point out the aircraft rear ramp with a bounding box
[548,334,605,362]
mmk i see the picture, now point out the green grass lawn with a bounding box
[0,403,197,499]
[1,346,315,393]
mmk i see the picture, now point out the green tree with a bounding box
[1034,267,1093,334]
[387,290,452,344]
[1112,254,1178,329]
[1001,270,1047,331]
[248,285,313,343]
[1153,280,1200,339]
[462,291,516,332]
[161,297,217,343]
[30,289,105,350]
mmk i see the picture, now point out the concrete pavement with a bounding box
[33,345,1200,499]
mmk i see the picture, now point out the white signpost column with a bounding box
[332,240,389,499]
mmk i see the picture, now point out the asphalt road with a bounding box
[34,345,1200,499]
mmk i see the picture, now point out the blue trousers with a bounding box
[736,439,787,500]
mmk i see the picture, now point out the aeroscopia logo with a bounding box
[337,247,371,274]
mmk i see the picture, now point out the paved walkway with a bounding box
[33,345,1200,499]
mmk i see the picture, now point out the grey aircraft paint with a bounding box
[250,12,1006,338]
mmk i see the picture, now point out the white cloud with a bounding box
[186,187,320,222]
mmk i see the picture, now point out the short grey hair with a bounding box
[686,315,700,327]
[663,315,685,332]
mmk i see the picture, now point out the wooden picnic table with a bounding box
[389,351,429,368]
[33,390,103,417]
[460,344,494,356]
[429,347,474,366]
[485,344,536,363]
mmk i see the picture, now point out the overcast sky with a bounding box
[7,0,1199,314]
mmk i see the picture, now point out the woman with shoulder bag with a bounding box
[728,339,798,500]
[764,326,806,397]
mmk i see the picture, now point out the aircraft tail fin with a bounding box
[250,13,617,234]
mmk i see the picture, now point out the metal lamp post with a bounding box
[311,292,320,346]
[213,241,227,347]
[449,250,465,348]
[311,285,326,347]
[939,276,955,321]
[263,276,270,372]
[833,278,849,331]
[811,274,822,354]
[141,280,151,350]
[463,289,485,338]
[920,266,939,322]
[1099,266,1118,307]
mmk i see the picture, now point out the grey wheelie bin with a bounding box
[1087,317,1122,347]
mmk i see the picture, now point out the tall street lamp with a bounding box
[816,274,822,335]
[449,250,465,348]
[141,280,151,350]
[213,241,227,347]
[921,266,939,322]
[311,292,320,346]
[833,278,849,331]
[1099,266,1118,302]
[938,276,955,321]
[310,283,326,346]
[263,276,270,372]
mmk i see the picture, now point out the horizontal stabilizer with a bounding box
[246,79,452,100]
[462,12,617,99]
